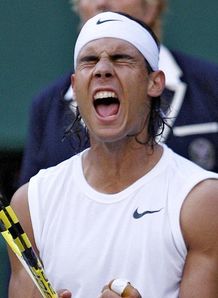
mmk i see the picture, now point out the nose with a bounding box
[93,58,114,79]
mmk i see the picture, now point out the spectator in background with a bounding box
[19,0,218,186]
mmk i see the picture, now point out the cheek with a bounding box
[73,78,91,118]
[128,82,150,120]
[127,76,148,99]
[73,72,89,98]
[74,86,87,107]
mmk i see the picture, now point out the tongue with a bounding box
[96,103,119,117]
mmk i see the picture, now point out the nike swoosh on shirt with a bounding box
[96,19,120,25]
[133,208,163,219]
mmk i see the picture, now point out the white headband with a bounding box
[74,12,159,71]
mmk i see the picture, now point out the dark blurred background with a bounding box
[0,0,218,200]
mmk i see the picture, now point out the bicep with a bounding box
[180,250,218,297]
[180,179,218,297]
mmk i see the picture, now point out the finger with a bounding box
[109,279,141,298]
[100,288,118,298]
[122,285,141,298]
[109,279,130,296]
[57,289,72,298]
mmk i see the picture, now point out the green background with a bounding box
[0,0,218,151]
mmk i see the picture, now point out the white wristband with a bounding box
[110,278,130,296]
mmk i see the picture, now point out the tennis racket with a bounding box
[0,194,58,298]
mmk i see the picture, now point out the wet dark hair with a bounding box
[63,12,170,149]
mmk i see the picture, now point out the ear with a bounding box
[71,73,75,88]
[147,70,165,97]
[71,73,76,100]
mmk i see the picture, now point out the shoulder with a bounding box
[181,178,218,248]
[11,183,29,219]
[166,147,217,180]
[27,151,85,227]
[30,151,84,183]
[163,147,218,204]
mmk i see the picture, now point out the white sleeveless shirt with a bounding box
[28,145,218,298]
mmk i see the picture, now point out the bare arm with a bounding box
[180,178,218,297]
[7,184,72,298]
[8,183,42,298]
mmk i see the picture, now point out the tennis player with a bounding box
[8,12,218,298]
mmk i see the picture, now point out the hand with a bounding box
[100,279,142,298]
[57,289,72,298]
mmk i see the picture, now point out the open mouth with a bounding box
[93,91,120,118]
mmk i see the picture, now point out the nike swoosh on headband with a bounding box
[133,208,163,219]
[96,19,120,25]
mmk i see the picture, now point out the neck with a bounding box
[82,141,163,194]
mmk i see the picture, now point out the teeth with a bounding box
[94,91,116,100]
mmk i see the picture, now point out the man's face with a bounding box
[78,0,153,25]
[72,38,155,143]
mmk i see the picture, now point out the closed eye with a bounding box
[77,54,135,68]
[78,55,99,66]
[110,54,134,63]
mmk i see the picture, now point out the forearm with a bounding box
[8,272,42,298]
